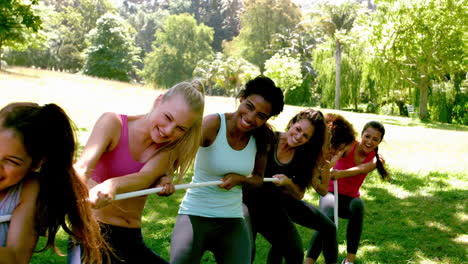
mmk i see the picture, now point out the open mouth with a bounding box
[240,116,253,129]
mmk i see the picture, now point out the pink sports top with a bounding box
[328,142,375,198]
[91,114,145,183]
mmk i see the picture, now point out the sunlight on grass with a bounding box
[453,234,468,244]
[425,221,452,233]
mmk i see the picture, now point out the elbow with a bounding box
[316,186,328,196]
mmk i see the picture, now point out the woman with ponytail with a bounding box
[0,102,108,264]
[71,80,205,264]
[306,119,389,264]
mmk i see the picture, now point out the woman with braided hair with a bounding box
[306,120,390,264]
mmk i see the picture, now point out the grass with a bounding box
[1,67,467,263]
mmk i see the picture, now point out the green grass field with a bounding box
[1,67,467,263]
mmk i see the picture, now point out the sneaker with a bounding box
[341,259,354,264]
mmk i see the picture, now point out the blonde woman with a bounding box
[70,81,205,264]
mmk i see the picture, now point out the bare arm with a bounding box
[273,174,305,200]
[219,148,267,190]
[0,179,39,264]
[311,148,347,196]
[88,150,173,208]
[74,113,120,183]
[331,157,377,180]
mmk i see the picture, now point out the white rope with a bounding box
[0,214,11,223]
[0,178,280,224]
[333,179,339,229]
[115,177,279,200]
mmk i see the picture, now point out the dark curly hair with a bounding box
[324,113,356,151]
[237,75,285,157]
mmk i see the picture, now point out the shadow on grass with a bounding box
[0,68,39,79]
[389,170,451,192]
[356,185,467,263]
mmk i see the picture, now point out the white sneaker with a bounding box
[341,259,354,264]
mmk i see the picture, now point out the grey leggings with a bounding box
[170,214,251,264]
[307,192,365,259]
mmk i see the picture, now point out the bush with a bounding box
[379,102,398,116]
[451,102,468,125]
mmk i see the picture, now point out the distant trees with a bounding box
[141,14,214,88]
[264,52,303,103]
[83,13,140,81]
[2,0,466,124]
[227,0,301,71]
[0,0,42,69]
[372,0,467,120]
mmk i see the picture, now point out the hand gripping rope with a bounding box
[0,178,279,223]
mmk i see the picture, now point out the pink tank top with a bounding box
[328,142,375,197]
[91,115,145,183]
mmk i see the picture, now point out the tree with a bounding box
[193,52,260,96]
[315,1,359,109]
[372,0,467,120]
[141,13,214,88]
[227,0,301,71]
[264,52,303,103]
[0,0,42,69]
[83,13,140,81]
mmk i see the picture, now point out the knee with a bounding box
[350,199,365,218]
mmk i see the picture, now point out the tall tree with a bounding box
[141,13,214,88]
[83,13,140,81]
[315,1,359,109]
[0,0,42,69]
[227,0,301,71]
[372,0,467,120]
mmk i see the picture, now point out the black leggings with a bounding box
[67,223,168,264]
[244,193,337,264]
[170,214,251,264]
[307,192,365,260]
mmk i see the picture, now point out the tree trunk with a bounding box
[419,76,429,120]
[334,40,341,109]
[0,42,2,70]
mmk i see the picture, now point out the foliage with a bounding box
[264,52,303,103]
[314,1,359,109]
[83,13,141,82]
[167,0,243,52]
[193,52,260,96]
[227,0,301,71]
[2,0,116,72]
[0,0,42,67]
[371,0,467,120]
[141,13,214,88]
[119,1,169,58]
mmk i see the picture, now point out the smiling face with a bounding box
[0,128,33,191]
[236,94,273,132]
[360,126,383,154]
[286,119,315,148]
[148,94,199,144]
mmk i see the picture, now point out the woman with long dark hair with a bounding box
[306,120,389,264]
[0,102,108,264]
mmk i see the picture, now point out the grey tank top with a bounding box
[0,181,24,246]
